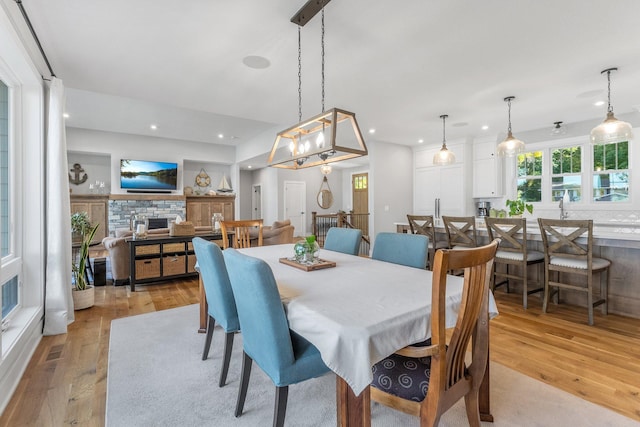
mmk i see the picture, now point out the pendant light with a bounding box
[497,96,525,157]
[590,67,633,145]
[433,114,455,165]
[551,121,567,136]
[268,0,367,170]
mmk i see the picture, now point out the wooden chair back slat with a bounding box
[220,219,263,249]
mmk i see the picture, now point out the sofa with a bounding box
[254,219,295,245]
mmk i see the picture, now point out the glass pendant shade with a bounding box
[497,96,525,157]
[497,131,526,157]
[590,111,633,145]
[433,145,456,165]
[590,67,634,145]
[433,114,455,165]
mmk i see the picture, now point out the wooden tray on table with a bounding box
[279,257,336,271]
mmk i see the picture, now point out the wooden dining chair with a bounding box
[371,232,429,269]
[485,217,544,309]
[538,218,610,325]
[370,240,498,426]
[192,237,239,387]
[220,219,263,249]
[223,248,330,427]
[442,216,478,249]
[407,214,448,270]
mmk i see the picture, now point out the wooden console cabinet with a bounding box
[185,195,235,227]
[126,232,228,291]
[70,195,109,243]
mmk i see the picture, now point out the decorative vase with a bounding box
[294,240,307,262]
[304,241,320,262]
[133,214,149,240]
[72,286,95,310]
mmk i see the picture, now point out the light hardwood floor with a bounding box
[1,279,639,426]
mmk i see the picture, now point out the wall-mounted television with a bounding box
[120,159,178,191]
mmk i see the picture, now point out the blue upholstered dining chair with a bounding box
[323,227,362,255]
[192,237,239,388]
[371,232,429,269]
[223,248,330,427]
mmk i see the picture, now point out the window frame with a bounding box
[506,134,634,211]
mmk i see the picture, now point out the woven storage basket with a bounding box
[169,221,195,236]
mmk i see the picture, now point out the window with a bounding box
[516,151,542,202]
[551,146,582,202]
[353,174,367,190]
[593,141,629,202]
[0,79,19,318]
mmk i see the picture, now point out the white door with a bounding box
[284,181,306,236]
[252,184,262,220]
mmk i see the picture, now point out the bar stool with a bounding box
[537,218,610,325]
[407,215,448,270]
[442,216,477,249]
[485,217,544,309]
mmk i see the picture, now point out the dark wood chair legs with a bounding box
[235,352,253,417]
[274,386,289,427]
[202,315,215,360]
[219,331,235,387]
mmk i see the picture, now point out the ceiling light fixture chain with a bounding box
[605,68,614,114]
[321,7,325,113]
[506,96,513,134]
[441,114,447,145]
[298,25,303,122]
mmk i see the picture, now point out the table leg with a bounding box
[336,376,370,427]
[198,274,207,333]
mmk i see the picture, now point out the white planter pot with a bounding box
[72,286,95,310]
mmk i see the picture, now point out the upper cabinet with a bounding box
[472,139,503,198]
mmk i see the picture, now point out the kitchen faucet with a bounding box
[559,198,569,219]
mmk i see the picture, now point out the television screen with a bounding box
[120,159,178,191]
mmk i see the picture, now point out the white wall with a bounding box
[67,151,110,194]
[368,141,413,238]
[66,127,235,195]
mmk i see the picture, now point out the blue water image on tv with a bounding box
[120,159,178,190]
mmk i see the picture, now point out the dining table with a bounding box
[218,243,499,426]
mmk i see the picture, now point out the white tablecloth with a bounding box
[239,244,499,395]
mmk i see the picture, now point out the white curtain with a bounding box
[43,77,74,335]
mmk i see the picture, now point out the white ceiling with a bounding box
[20,0,640,166]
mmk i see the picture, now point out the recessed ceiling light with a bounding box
[247,165,252,169]
[482,125,489,130]
[218,134,224,139]
[418,139,424,144]
[242,55,271,69]
[150,124,158,130]
[63,113,70,119]
[594,100,606,107]
[368,128,376,134]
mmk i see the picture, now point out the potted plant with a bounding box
[71,212,99,310]
[505,199,533,217]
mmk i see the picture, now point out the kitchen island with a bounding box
[396,218,640,319]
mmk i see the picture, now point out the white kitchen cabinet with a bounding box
[414,142,467,217]
[472,139,503,198]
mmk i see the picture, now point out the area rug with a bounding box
[106,305,638,426]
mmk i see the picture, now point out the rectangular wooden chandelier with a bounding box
[268,108,368,170]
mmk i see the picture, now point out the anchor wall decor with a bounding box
[69,163,88,185]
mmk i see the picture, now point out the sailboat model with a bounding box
[217,175,233,193]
